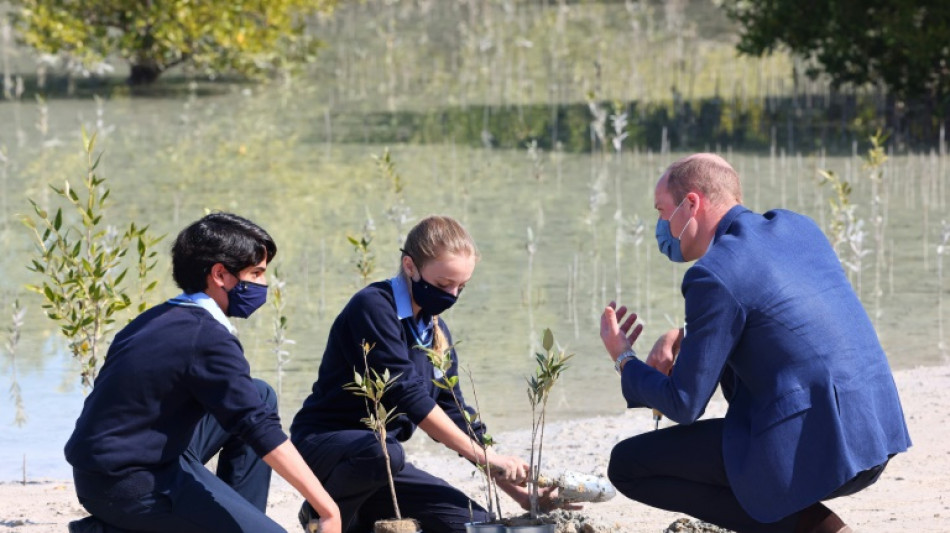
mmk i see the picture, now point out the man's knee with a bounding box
[251,379,278,412]
[607,443,629,486]
[607,436,651,488]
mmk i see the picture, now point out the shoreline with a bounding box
[2,363,948,532]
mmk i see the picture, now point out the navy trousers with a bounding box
[294,429,488,533]
[73,379,282,533]
[608,418,888,533]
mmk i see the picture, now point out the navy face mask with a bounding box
[655,198,692,263]
[226,279,268,318]
[410,274,459,316]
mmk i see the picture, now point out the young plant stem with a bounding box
[344,341,404,520]
[423,344,501,521]
[525,328,572,519]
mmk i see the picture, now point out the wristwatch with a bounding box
[614,349,637,374]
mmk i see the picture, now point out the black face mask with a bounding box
[410,274,459,316]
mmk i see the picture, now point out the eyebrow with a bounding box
[435,274,471,284]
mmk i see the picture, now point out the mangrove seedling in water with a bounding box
[22,129,163,387]
[269,267,295,400]
[348,215,376,286]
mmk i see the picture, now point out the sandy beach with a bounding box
[2,363,947,532]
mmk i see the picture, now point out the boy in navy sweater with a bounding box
[65,213,340,533]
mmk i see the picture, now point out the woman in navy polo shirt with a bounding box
[292,215,545,533]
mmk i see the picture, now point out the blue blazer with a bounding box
[621,206,911,523]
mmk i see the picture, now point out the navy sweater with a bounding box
[65,303,287,496]
[291,281,484,443]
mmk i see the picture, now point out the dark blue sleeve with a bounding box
[620,264,746,424]
[186,328,287,457]
[349,290,438,425]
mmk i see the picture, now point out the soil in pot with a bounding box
[504,510,617,533]
[374,518,422,533]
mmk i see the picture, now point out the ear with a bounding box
[401,254,416,278]
[208,263,231,290]
[685,191,702,214]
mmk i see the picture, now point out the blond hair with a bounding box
[665,153,742,206]
[400,215,479,356]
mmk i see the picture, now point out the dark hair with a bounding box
[171,212,277,294]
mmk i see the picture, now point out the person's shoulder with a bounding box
[761,208,819,227]
[341,281,398,323]
[347,281,395,307]
[158,304,237,347]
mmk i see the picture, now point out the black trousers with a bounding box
[295,429,489,533]
[74,379,280,533]
[607,418,888,533]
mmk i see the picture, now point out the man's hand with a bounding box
[600,301,644,360]
[645,328,683,376]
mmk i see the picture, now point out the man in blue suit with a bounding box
[600,153,910,533]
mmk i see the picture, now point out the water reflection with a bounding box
[1,0,948,480]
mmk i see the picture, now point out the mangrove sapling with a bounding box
[3,299,27,426]
[525,226,537,358]
[525,328,573,521]
[22,129,163,387]
[373,147,412,246]
[343,341,420,533]
[818,168,866,287]
[348,215,376,287]
[938,221,950,358]
[862,130,890,324]
[269,268,295,401]
[420,344,503,523]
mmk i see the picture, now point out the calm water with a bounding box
[0,0,948,481]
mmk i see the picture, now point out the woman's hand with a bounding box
[485,450,530,484]
[317,514,342,533]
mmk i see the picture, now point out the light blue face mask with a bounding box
[655,198,692,263]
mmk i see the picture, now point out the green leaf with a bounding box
[542,328,554,351]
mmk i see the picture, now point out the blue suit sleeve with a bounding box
[620,265,746,424]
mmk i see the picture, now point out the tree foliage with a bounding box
[9,0,337,84]
[722,1,950,104]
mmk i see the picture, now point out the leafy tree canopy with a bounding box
[9,0,337,84]
[722,0,950,103]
